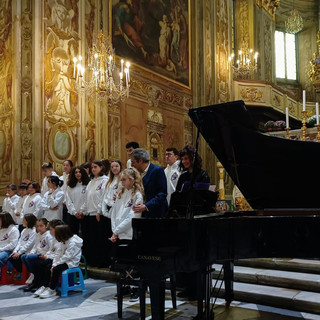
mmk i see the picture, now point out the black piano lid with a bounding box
[188,100,320,210]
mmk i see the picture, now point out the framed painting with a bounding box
[111,0,191,88]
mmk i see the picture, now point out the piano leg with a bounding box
[146,272,166,320]
[223,260,234,307]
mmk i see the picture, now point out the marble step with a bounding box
[214,280,320,315]
[235,258,320,274]
[212,264,320,292]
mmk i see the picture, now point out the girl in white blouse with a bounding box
[9,214,37,272]
[41,176,65,221]
[65,166,90,235]
[80,160,109,267]
[0,212,19,269]
[21,182,43,219]
[109,168,144,243]
[101,160,122,266]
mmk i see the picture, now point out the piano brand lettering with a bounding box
[137,255,161,261]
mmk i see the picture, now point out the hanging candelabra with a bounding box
[74,30,130,104]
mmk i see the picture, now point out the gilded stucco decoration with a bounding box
[204,0,213,103]
[0,0,12,180]
[184,115,193,146]
[85,0,97,162]
[239,0,250,46]
[44,0,80,166]
[20,1,33,181]
[147,109,166,166]
[131,78,185,109]
[215,0,230,103]
[147,85,162,108]
[240,87,263,102]
[264,18,272,82]
[45,122,77,164]
[255,0,280,19]
[108,111,121,160]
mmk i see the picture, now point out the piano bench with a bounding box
[116,273,177,319]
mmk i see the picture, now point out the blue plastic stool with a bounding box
[57,267,86,297]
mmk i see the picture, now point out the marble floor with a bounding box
[1,279,320,320]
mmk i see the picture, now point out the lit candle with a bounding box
[126,62,130,83]
[73,57,77,78]
[286,107,289,128]
[121,59,124,74]
[303,90,306,111]
[316,102,319,125]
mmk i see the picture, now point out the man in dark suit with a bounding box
[130,148,168,218]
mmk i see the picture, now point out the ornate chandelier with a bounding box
[285,9,303,34]
[228,41,259,78]
[74,30,130,104]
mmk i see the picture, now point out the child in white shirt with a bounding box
[14,183,29,231]
[65,166,90,235]
[9,214,37,272]
[79,160,109,267]
[21,218,52,292]
[32,219,64,297]
[2,184,19,222]
[0,212,19,269]
[109,168,144,243]
[21,182,43,219]
[39,224,83,299]
[41,176,65,221]
[41,162,59,196]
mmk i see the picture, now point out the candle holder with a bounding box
[301,110,307,141]
[285,127,291,139]
[315,124,320,142]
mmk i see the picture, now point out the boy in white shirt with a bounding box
[41,162,59,196]
[2,184,20,222]
[164,148,181,205]
[15,183,29,231]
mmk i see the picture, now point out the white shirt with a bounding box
[30,230,52,255]
[13,227,36,254]
[141,162,151,179]
[41,171,59,196]
[52,235,83,268]
[2,195,19,221]
[102,178,121,217]
[65,182,87,216]
[60,172,69,203]
[0,225,19,252]
[46,237,61,260]
[164,160,181,204]
[81,175,109,215]
[14,195,28,225]
[110,189,143,240]
[21,193,43,218]
[127,159,132,168]
[41,187,65,221]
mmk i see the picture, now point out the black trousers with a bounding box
[33,258,53,287]
[42,263,68,290]
[8,256,23,273]
[69,214,83,236]
[82,215,113,267]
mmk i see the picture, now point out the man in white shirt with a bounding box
[164,147,181,205]
[125,141,139,168]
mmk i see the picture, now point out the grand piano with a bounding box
[117,100,320,319]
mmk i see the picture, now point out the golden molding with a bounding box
[255,0,280,19]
